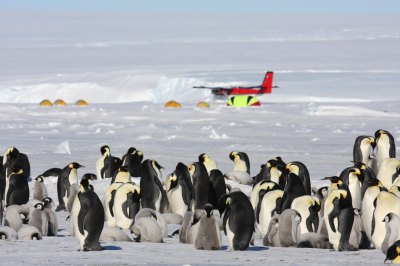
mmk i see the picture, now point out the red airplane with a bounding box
[193,71,276,96]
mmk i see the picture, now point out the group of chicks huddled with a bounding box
[0,129,400,264]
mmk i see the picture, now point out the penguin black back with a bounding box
[189,162,209,209]
[122,148,143,177]
[280,173,307,212]
[6,167,29,206]
[208,169,227,208]
[175,162,195,210]
[140,159,165,211]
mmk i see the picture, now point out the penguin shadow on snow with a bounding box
[221,245,269,251]
[102,245,122,251]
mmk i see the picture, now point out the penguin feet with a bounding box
[134,235,141,242]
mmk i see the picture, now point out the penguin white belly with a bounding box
[114,195,133,230]
[186,222,201,244]
[225,171,252,185]
[372,192,400,249]
[270,168,281,184]
[349,177,362,210]
[376,142,390,166]
[226,218,235,251]
[167,186,187,217]
[360,144,372,165]
[154,191,162,212]
[96,157,105,179]
[329,218,341,251]
[259,203,274,236]
[362,188,380,240]
[250,182,262,209]
[70,196,81,236]
[69,170,78,186]
[233,160,247,172]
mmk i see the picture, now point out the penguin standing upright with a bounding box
[42,197,58,236]
[324,189,356,251]
[166,163,195,217]
[195,204,221,250]
[198,153,218,174]
[353,135,375,167]
[96,145,110,179]
[113,182,141,230]
[104,182,123,227]
[208,169,227,208]
[219,191,255,251]
[361,179,384,241]
[371,191,400,249]
[33,176,48,201]
[286,161,311,195]
[140,159,166,212]
[103,156,122,180]
[280,173,307,212]
[122,147,143,177]
[73,179,105,251]
[266,159,287,190]
[278,209,302,247]
[188,162,209,209]
[229,152,250,174]
[374,129,396,172]
[257,189,283,237]
[28,203,48,236]
[56,162,83,211]
[339,167,363,210]
[290,195,320,233]
[6,167,29,206]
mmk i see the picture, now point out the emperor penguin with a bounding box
[74,179,105,251]
[111,166,131,184]
[135,208,168,238]
[353,135,375,167]
[140,159,166,212]
[290,195,320,233]
[278,209,302,247]
[56,162,83,212]
[198,153,218,174]
[322,176,345,192]
[280,173,307,212]
[0,226,17,240]
[371,191,400,249]
[195,204,221,250]
[104,182,123,227]
[257,189,283,237]
[28,203,48,236]
[2,147,31,182]
[17,226,42,240]
[113,182,141,230]
[362,179,384,241]
[352,162,377,200]
[42,197,58,236]
[382,213,400,253]
[266,159,287,190]
[188,162,209,209]
[377,158,400,188]
[324,189,356,251]
[6,167,29,206]
[251,180,280,210]
[33,175,48,201]
[339,167,363,210]
[103,156,123,179]
[286,161,311,195]
[122,147,143,177]
[385,240,400,264]
[186,209,207,244]
[219,191,255,251]
[131,216,163,243]
[96,145,110,179]
[208,169,227,208]
[37,168,62,178]
[67,183,79,213]
[4,205,29,231]
[374,129,396,172]
[229,151,250,174]
[166,162,195,217]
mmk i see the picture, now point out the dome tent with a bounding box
[227,95,261,107]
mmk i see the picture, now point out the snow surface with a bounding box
[0,11,399,265]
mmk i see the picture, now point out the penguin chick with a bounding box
[4,205,29,231]
[135,208,168,238]
[382,213,400,254]
[100,227,133,242]
[224,170,252,185]
[43,197,58,237]
[131,216,163,243]
[278,209,302,247]
[195,204,221,250]
[162,213,183,225]
[33,176,48,201]
[0,226,17,240]
[17,225,42,240]
[297,232,332,249]
[186,209,206,244]
[28,203,48,236]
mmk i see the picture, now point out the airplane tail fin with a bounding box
[260,71,274,94]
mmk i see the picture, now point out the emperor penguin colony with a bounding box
[1,129,400,264]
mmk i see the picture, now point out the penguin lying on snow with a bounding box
[17,225,42,240]
[131,216,163,243]
[100,227,132,242]
[0,226,17,240]
[135,208,168,238]
[297,232,332,249]
[4,205,29,231]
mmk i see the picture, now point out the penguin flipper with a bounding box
[77,203,88,236]
[41,168,62,178]
[328,199,341,233]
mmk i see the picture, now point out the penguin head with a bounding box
[229,152,238,161]
[366,179,384,190]
[6,147,19,160]
[69,162,84,169]
[31,233,42,240]
[349,168,364,183]
[151,160,163,171]
[0,232,7,240]
[385,240,400,263]
[204,203,213,218]
[198,153,207,163]
[188,163,196,176]
[80,179,90,192]
[35,176,44,182]
[100,145,110,156]
[267,159,278,168]
[82,173,97,181]
[383,213,399,223]
[34,203,44,210]
[353,208,361,216]
[352,161,367,170]
[286,163,301,176]
[317,186,328,199]
[167,173,178,192]
[126,147,137,154]
[11,167,23,175]
[322,176,343,187]
[42,197,53,207]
